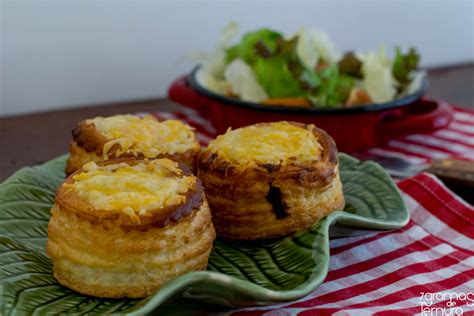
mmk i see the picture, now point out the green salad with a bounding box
[195,23,423,108]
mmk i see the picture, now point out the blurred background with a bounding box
[1,0,473,117]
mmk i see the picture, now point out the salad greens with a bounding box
[393,47,421,87]
[226,29,282,65]
[199,25,422,108]
[227,31,305,98]
[308,66,356,107]
[254,56,306,98]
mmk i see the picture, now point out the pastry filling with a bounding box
[66,159,195,216]
[88,115,199,159]
[207,122,322,165]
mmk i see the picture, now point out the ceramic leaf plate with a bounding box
[0,154,408,315]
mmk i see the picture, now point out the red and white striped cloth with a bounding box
[153,105,474,315]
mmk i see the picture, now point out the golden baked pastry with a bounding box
[65,114,200,175]
[197,121,344,240]
[47,158,215,298]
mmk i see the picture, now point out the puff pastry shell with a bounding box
[197,122,344,240]
[65,115,200,175]
[47,158,215,298]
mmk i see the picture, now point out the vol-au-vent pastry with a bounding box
[65,114,200,175]
[197,121,344,240]
[47,158,215,298]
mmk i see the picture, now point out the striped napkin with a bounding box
[153,105,474,315]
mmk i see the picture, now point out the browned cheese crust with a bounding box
[47,158,216,298]
[65,118,200,175]
[197,122,345,240]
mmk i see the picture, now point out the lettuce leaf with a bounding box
[253,56,306,98]
[392,47,420,85]
[300,67,321,89]
[226,29,282,65]
[225,27,356,104]
[308,65,356,107]
[228,30,306,98]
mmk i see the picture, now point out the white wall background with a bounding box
[1,0,473,116]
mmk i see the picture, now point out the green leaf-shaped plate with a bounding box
[0,154,408,315]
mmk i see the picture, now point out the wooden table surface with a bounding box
[1,64,473,183]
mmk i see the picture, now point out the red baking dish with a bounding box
[169,68,453,152]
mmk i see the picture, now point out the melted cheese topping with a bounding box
[207,122,322,165]
[66,159,195,216]
[88,115,199,159]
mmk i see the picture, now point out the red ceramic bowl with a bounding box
[169,68,453,152]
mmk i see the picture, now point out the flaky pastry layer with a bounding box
[47,158,216,298]
[47,201,215,298]
[197,122,344,240]
[65,115,200,175]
